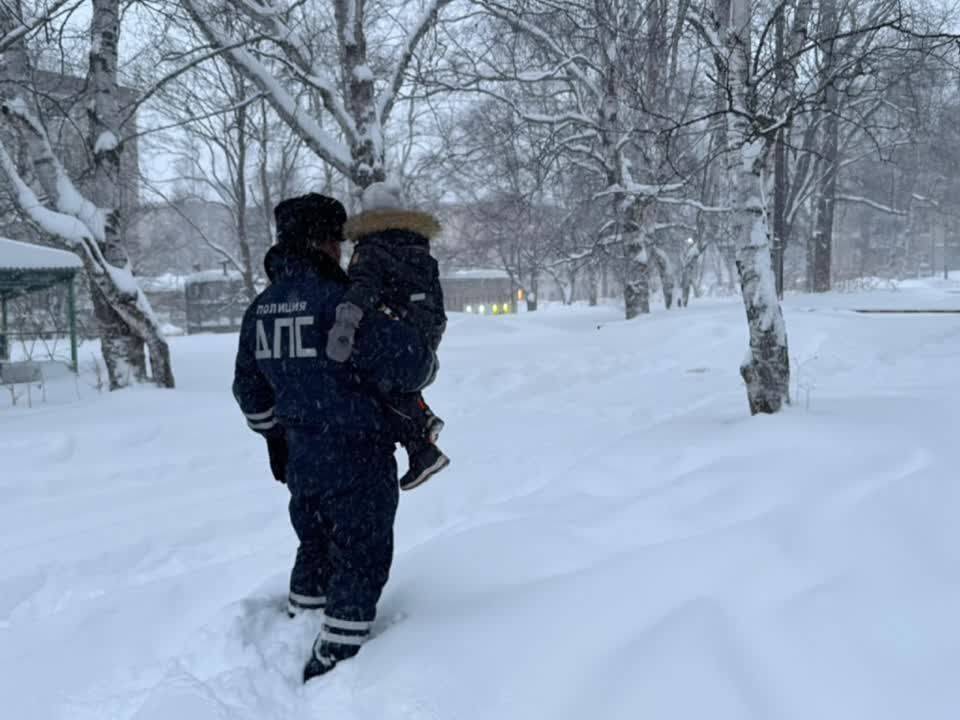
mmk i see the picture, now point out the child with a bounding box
[326,181,449,490]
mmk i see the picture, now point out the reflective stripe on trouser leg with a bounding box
[288,592,326,615]
[287,505,330,608]
[289,592,327,606]
[312,615,372,660]
[324,616,373,631]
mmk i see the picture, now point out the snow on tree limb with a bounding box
[657,196,731,214]
[1,97,107,240]
[594,182,732,216]
[224,0,359,142]
[231,0,290,20]
[836,194,907,216]
[479,1,601,99]
[181,0,354,176]
[94,130,119,154]
[0,130,135,302]
[0,139,94,248]
[0,0,78,54]
[379,0,453,125]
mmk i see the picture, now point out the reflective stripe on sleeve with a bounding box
[244,407,275,421]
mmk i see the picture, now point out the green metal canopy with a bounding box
[0,237,83,370]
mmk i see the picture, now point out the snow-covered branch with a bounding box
[0,139,94,248]
[1,97,106,239]
[836,194,907,216]
[478,0,601,100]
[0,0,80,53]
[379,0,453,125]
[181,0,354,176]
[224,0,358,142]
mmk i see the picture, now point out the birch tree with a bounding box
[712,0,791,414]
[460,0,701,319]
[0,0,175,389]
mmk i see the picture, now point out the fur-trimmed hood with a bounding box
[343,209,441,243]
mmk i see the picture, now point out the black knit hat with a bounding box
[274,193,347,247]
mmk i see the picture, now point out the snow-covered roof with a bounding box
[443,269,510,280]
[139,273,186,292]
[185,269,244,284]
[0,237,83,271]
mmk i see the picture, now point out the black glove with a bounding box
[266,434,288,483]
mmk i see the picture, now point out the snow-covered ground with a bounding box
[2,281,959,719]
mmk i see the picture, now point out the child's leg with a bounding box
[383,392,443,446]
[383,392,449,491]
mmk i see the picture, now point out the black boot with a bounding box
[303,652,337,683]
[400,440,450,491]
[303,629,365,683]
[426,415,445,443]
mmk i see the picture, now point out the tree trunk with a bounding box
[88,0,174,388]
[680,263,692,307]
[0,0,173,389]
[90,283,146,385]
[812,0,838,293]
[653,247,677,309]
[771,7,787,298]
[773,133,788,296]
[595,12,644,319]
[623,235,650,319]
[679,242,701,307]
[720,0,790,415]
[771,0,813,296]
[335,0,384,188]
[234,95,256,301]
[624,200,652,318]
[587,258,599,306]
[720,243,739,293]
[527,272,539,311]
[258,103,276,248]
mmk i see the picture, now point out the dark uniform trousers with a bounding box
[286,429,398,658]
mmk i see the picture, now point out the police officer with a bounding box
[232,193,437,682]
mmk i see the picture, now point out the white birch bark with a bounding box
[0,0,174,389]
[718,0,791,414]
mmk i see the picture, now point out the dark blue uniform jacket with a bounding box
[232,244,437,438]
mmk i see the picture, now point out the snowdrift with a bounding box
[2,284,959,719]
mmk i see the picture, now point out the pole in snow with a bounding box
[67,276,78,372]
